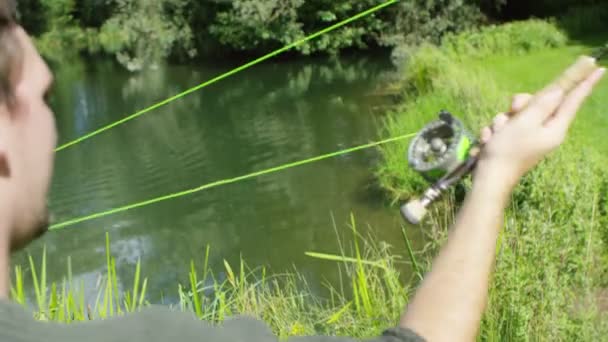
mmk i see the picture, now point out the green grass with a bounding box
[12,220,419,340]
[377,18,608,340]
[11,16,608,341]
[480,47,608,156]
[11,233,150,323]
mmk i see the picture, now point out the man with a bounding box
[0,1,605,341]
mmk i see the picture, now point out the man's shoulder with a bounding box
[80,306,426,342]
[0,300,278,342]
[0,300,424,342]
[75,305,280,341]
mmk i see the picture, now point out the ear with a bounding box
[0,150,9,177]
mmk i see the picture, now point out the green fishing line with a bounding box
[54,0,399,152]
[50,0,406,231]
[50,133,416,231]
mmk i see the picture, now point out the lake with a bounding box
[13,53,422,304]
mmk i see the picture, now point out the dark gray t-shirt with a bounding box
[0,300,425,341]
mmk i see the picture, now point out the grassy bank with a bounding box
[13,222,418,340]
[377,18,608,340]
[10,16,608,342]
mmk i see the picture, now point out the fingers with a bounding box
[548,67,606,131]
[520,86,565,124]
[511,93,533,113]
[492,113,509,131]
[479,112,509,145]
[480,126,492,144]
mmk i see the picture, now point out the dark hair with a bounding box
[0,0,20,106]
[0,0,15,26]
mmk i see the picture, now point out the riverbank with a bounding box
[376,19,608,340]
[11,17,608,342]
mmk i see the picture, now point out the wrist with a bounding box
[472,160,519,202]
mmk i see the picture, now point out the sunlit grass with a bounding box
[377,19,608,340]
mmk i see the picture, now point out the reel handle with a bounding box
[401,148,480,225]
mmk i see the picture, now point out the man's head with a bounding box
[0,0,57,251]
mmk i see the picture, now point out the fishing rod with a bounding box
[400,49,606,225]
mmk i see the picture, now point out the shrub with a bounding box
[441,19,568,59]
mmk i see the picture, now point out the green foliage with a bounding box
[13,221,412,340]
[378,19,599,205]
[15,0,47,35]
[210,0,306,53]
[11,234,149,322]
[557,3,608,37]
[76,0,114,28]
[18,0,491,69]
[505,0,604,18]
[376,43,504,201]
[392,19,567,70]
[209,0,394,55]
[385,0,487,65]
[376,18,608,339]
[16,0,608,70]
[210,0,486,57]
[31,0,93,62]
[442,20,567,59]
[480,145,608,340]
[387,0,485,48]
[99,0,196,71]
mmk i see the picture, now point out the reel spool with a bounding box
[407,110,475,183]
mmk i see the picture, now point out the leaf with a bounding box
[304,252,388,270]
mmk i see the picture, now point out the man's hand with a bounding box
[476,67,606,189]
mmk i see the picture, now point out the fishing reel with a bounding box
[400,52,605,225]
[401,111,480,225]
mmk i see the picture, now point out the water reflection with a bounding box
[14,53,418,304]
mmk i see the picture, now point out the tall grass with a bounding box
[11,233,150,323]
[441,20,568,60]
[377,18,608,340]
[11,218,420,340]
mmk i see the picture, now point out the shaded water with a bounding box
[13,54,420,303]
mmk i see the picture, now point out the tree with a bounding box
[34,0,93,61]
[99,0,195,71]
[210,0,305,54]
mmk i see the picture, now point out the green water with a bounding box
[13,54,420,303]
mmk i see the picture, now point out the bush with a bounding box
[441,19,568,59]
[391,19,567,80]
[99,0,195,71]
[21,0,490,69]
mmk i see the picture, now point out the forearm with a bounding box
[400,169,513,341]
